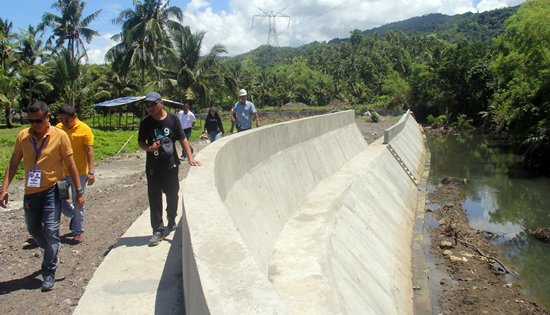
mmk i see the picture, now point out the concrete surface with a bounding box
[182,110,427,314]
[73,196,184,315]
[73,110,427,314]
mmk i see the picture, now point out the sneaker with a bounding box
[41,274,55,292]
[148,231,163,247]
[73,234,84,244]
[164,224,177,236]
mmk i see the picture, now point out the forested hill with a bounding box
[230,5,518,65]
[329,6,518,44]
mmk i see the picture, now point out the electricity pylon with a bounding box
[252,8,290,46]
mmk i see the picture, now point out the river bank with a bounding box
[423,126,550,314]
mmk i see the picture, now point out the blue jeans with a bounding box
[23,185,61,276]
[61,174,88,235]
[208,131,221,142]
[181,128,194,158]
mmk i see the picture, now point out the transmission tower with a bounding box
[252,8,290,46]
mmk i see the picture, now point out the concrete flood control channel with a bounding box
[183,110,428,314]
[73,110,429,314]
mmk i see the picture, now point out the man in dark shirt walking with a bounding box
[138,92,200,246]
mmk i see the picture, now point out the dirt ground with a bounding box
[1,116,545,314]
[0,134,210,314]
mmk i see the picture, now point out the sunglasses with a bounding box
[145,101,158,108]
[28,115,48,124]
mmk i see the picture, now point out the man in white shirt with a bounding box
[177,102,196,160]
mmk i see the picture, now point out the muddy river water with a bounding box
[427,132,550,310]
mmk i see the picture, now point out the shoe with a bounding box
[73,234,84,244]
[148,231,163,247]
[164,224,177,236]
[41,274,55,292]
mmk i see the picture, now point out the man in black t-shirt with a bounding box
[138,92,201,246]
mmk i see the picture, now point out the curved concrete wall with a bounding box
[182,110,426,314]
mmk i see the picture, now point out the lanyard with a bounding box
[32,136,47,169]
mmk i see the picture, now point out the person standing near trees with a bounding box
[232,89,259,132]
[204,106,224,142]
[56,104,95,244]
[0,100,84,292]
[138,92,200,247]
[177,102,195,160]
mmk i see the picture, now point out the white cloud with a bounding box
[86,33,118,65]
[85,0,525,62]
[476,0,523,12]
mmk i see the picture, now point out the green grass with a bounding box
[0,124,142,181]
[91,129,140,161]
[0,125,27,180]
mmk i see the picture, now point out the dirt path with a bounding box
[0,134,208,314]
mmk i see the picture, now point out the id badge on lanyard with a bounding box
[27,136,47,188]
[27,170,42,188]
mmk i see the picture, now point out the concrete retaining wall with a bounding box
[182,110,426,314]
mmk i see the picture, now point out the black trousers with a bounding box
[146,166,180,233]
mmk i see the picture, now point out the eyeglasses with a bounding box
[28,115,48,124]
[145,101,158,108]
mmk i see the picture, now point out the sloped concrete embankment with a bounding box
[182,110,426,314]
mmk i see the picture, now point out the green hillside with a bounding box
[330,6,519,44]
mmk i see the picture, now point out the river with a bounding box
[427,132,550,310]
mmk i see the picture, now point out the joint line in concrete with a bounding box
[387,144,418,186]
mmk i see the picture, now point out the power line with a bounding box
[252,8,290,46]
[296,0,353,26]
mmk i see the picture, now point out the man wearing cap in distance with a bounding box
[0,100,85,292]
[231,89,259,132]
[138,92,201,247]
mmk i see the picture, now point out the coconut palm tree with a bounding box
[16,25,54,109]
[0,19,20,127]
[159,25,235,107]
[0,19,17,74]
[107,0,183,86]
[16,25,48,66]
[41,0,101,62]
[49,49,84,109]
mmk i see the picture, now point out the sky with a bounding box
[2,0,525,64]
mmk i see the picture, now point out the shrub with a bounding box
[371,111,380,123]
[427,114,447,128]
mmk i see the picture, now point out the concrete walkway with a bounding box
[73,199,184,315]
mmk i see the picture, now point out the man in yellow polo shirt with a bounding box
[56,104,95,244]
[0,101,84,292]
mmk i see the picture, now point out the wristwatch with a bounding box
[76,187,84,194]
[88,170,94,175]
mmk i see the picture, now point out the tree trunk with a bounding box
[5,105,14,128]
